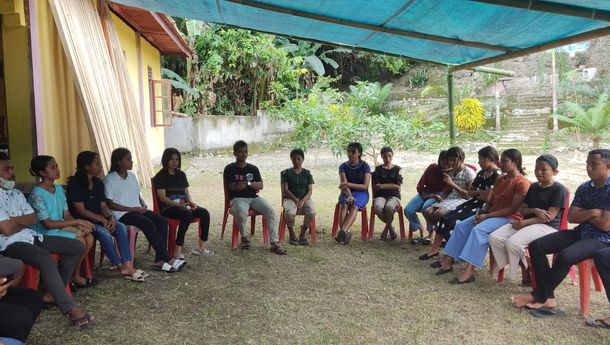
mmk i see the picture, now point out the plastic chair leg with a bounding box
[593,265,605,292]
[579,259,592,318]
[310,218,317,243]
[262,216,270,244]
[361,207,368,241]
[20,264,39,289]
[231,219,240,249]
[278,211,286,243]
[221,207,229,239]
[398,208,406,240]
[368,205,375,240]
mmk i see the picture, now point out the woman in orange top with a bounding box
[436,149,531,284]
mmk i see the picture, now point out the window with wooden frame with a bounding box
[150,73,173,127]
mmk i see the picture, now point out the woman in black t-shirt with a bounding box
[371,147,403,241]
[489,154,568,282]
[153,148,212,259]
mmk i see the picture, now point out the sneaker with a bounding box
[298,238,309,246]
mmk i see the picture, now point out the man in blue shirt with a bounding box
[511,149,610,316]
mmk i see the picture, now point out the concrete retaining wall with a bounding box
[164,111,292,152]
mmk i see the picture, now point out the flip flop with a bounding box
[448,276,475,285]
[585,319,610,329]
[71,312,95,327]
[529,307,565,318]
[152,263,176,273]
[270,246,287,255]
[172,259,187,271]
[124,271,146,282]
[135,269,150,279]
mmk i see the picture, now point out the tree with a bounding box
[556,93,610,148]
[268,78,445,164]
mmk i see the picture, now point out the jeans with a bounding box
[119,211,170,262]
[0,287,43,342]
[443,215,512,269]
[161,206,210,246]
[594,247,610,304]
[403,194,437,231]
[93,222,131,267]
[530,229,608,303]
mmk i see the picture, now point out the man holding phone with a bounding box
[0,256,43,344]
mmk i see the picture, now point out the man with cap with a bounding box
[511,149,610,317]
[489,154,568,283]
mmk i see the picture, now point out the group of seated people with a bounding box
[0,140,609,343]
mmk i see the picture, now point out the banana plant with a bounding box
[556,93,610,148]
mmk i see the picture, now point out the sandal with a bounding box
[289,238,300,245]
[270,246,287,255]
[298,238,309,246]
[190,248,214,256]
[419,252,439,260]
[124,270,146,282]
[71,312,95,327]
[240,237,251,250]
[410,237,421,245]
[435,267,454,275]
[152,262,176,273]
[529,307,565,318]
[344,232,353,245]
[585,319,610,329]
[422,238,433,245]
[335,230,346,244]
[172,259,186,271]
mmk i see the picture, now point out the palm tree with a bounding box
[556,93,610,148]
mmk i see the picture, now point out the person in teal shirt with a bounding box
[28,156,95,288]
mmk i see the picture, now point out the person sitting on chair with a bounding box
[223,140,286,255]
[0,256,43,344]
[335,142,371,245]
[371,146,403,241]
[281,148,315,246]
[511,149,610,317]
[0,153,94,327]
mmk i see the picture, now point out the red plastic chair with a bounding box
[220,185,269,249]
[20,253,72,296]
[151,178,200,258]
[577,258,605,318]
[368,203,406,240]
[492,192,577,285]
[331,202,369,241]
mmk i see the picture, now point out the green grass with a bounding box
[27,148,610,345]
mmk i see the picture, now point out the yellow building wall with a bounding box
[1,3,34,181]
[112,13,165,161]
[35,0,91,183]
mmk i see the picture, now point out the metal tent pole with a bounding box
[447,72,456,145]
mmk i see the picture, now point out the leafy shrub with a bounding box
[557,93,610,148]
[455,98,485,132]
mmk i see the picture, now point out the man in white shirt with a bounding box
[0,153,94,326]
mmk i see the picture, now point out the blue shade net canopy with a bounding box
[111,0,610,70]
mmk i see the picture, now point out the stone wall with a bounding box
[164,111,293,152]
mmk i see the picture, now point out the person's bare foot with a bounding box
[511,294,535,308]
[456,271,473,283]
[68,307,94,327]
[42,291,55,304]
[72,275,87,286]
[526,298,557,310]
